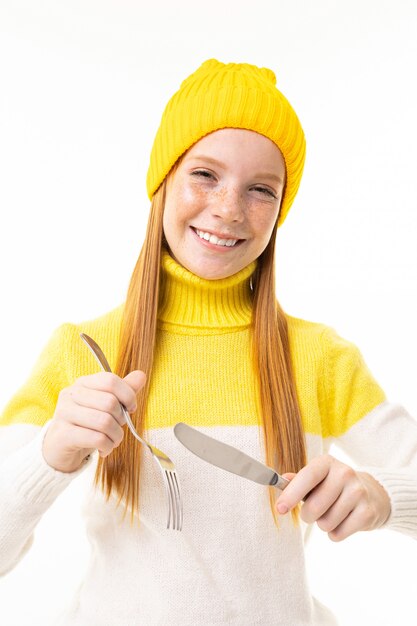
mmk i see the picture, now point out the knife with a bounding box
[173,422,291,491]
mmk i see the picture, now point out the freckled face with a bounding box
[163,128,286,280]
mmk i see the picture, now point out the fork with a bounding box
[79,332,183,531]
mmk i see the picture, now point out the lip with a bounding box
[190,226,244,250]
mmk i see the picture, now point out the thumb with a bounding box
[275,472,297,515]
[123,370,147,393]
[282,472,297,481]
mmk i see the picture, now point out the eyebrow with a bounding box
[188,155,284,185]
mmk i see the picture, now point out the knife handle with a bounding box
[274,475,291,490]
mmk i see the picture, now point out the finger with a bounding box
[281,472,297,481]
[68,386,127,426]
[76,372,138,412]
[123,370,147,393]
[275,457,333,514]
[276,473,296,499]
[316,485,364,535]
[300,476,344,524]
[67,423,116,458]
[326,506,367,542]
[316,494,356,536]
[60,404,125,450]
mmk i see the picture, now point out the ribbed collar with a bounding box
[158,248,256,329]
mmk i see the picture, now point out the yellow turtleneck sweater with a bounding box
[1,249,417,626]
[0,249,385,438]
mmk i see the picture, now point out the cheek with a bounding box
[168,182,208,219]
[162,209,174,238]
[248,206,279,242]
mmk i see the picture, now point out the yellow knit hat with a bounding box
[146,58,306,226]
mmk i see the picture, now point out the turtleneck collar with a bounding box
[158,248,257,329]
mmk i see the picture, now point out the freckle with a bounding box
[193,187,207,199]
[216,188,228,201]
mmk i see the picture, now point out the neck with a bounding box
[158,248,257,329]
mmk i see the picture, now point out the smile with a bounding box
[191,227,243,248]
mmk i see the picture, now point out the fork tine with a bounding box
[166,471,178,530]
[160,467,173,529]
[166,472,174,529]
[167,470,182,531]
[170,474,178,530]
[171,472,183,531]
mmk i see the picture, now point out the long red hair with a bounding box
[94,165,307,526]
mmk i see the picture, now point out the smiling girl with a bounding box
[162,128,286,279]
[1,58,416,625]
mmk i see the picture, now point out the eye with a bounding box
[252,186,278,199]
[191,169,215,179]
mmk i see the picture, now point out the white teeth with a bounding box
[195,229,239,247]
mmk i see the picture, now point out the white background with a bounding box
[1,0,416,624]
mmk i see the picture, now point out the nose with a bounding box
[210,187,245,223]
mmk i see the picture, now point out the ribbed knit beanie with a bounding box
[146,58,306,226]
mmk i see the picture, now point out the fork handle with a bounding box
[119,403,147,447]
[80,332,148,450]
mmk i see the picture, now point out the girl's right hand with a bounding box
[42,370,147,473]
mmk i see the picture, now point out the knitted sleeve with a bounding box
[322,327,417,539]
[0,324,71,430]
[321,327,386,438]
[0,325,93,576]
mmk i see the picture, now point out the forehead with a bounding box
[184,128,285,169]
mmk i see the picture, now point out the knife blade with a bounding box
[173,422,290,491]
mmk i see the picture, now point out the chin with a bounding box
[180,260,223,280]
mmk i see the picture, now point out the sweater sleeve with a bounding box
[0,325,93,576]
[322,327,417,539]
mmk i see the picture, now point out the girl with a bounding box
[1,58,416,625]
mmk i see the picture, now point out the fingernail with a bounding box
[277,503,288,515]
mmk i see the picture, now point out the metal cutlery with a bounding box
[80,332,183,530]
[174,422,291,491]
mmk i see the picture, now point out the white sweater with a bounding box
[1,256,417,625]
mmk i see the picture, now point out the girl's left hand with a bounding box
[275,454,391,541]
